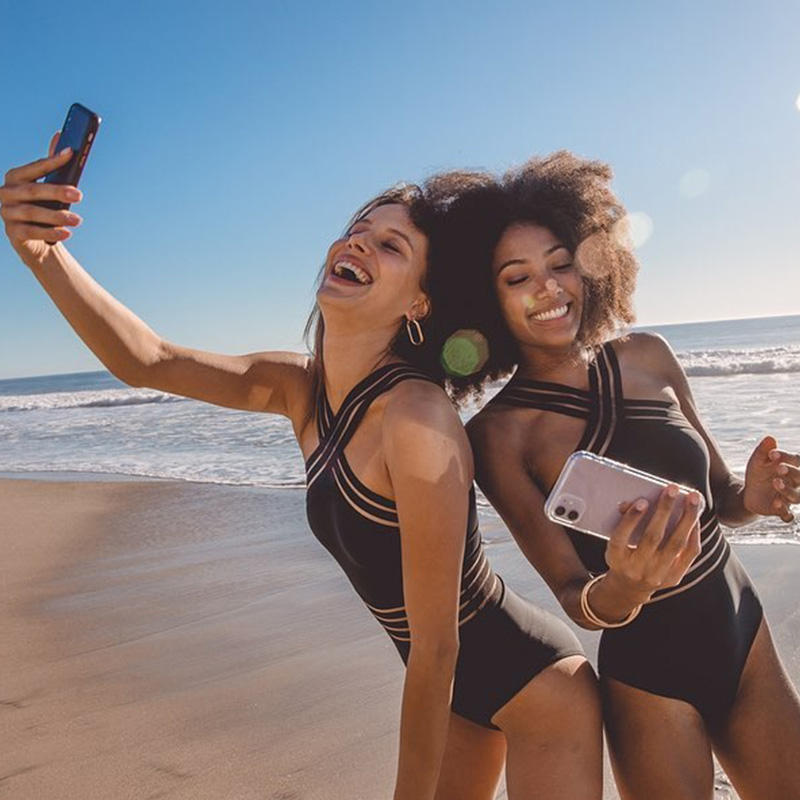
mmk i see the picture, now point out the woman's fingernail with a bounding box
[635,499,648,511]
[689,493,700,506]
[64,188,81,201]
[667,485,679,498]
[774,479,785,490]
[778,465,788,476]
[58,147,72,157]
[66,213,82,225]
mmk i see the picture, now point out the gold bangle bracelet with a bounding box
[580,573,642,628]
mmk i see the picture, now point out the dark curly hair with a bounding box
[427,151,639,400]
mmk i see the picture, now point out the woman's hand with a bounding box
[1,133,83,264]
[743,436,800,522]
[603,485,703,604]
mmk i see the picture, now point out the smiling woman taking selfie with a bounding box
[1,137,606,799]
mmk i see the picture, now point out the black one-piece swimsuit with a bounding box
[488,340,763,732]
[305,362,582,729]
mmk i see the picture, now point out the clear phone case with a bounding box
[544,450,705,541]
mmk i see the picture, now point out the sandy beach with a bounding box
[2,477,798,799]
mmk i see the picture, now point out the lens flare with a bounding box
[680,169,711,198]
[522,294,536,311]
[441,329,489,377]
[612,212,653,249]
[574,232,607,278]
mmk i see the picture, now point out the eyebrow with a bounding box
[496,244,569,274]
[349,217,415,252]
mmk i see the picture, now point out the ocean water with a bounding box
[1,314,799,544]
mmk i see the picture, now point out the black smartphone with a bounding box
[35,102,101,219]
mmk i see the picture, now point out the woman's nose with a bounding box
[346,231,369,252]
[535,277,562,298]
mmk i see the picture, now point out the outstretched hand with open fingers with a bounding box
[0,133,84,263]
[744,435,800,523]
[605,485,703,601]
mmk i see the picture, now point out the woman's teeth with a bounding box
[532,304,569,322]
[333,260,371,285]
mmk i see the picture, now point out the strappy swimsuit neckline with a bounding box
[492,340,725,602]
[502,341,682,453]
[305,362,431,526]
[506,343,685,491]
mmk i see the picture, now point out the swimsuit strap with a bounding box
[490,341,625,456]
[315,384,335,439]
[576,342,624,456]
[306,363,436,489]
[491,376,593,419]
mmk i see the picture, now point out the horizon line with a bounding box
[634,310,800,329]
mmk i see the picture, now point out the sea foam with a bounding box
[679,346,800,377]
[0,388,185,413]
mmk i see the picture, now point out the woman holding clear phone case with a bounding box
[434,156,800,799]
[1,138,606,799]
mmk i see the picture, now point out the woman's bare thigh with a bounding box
[434,712,506,800]
[493,655,603,800]
[602,677,714,800]
[712,619,800,799]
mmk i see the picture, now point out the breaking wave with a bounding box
[678,346,800,377]
[0,388,186,413]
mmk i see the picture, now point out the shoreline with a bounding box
[3,469,797,548]
[2,477,799,799]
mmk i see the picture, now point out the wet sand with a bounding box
[2,478,798,799]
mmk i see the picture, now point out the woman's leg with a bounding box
[492,655,603,800]
[434,712,506,800]
[712,619,800,799]
[603,677,714,800]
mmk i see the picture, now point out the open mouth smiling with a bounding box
[530,303,570,322]
[332,259,373,285]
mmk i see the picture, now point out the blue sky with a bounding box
[1,0,798,379]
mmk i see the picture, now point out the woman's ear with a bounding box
[410,295,431,321]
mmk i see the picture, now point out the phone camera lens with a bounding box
[567,510,579,521]
[555,506,566,516]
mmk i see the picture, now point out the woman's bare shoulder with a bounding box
[467,401,542,459]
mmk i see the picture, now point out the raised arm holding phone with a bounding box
[2,115,613,800]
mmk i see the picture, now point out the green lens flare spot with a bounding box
[441,330,489,377]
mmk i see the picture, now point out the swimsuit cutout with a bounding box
[305,362,582,729]
[489,341,763,730]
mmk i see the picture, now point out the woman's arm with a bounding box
[383,382,469,800]
[639,333,799,525]
[468,412,701,628]
[1,144,312,423]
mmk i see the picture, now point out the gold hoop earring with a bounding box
[406,318,424,346]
